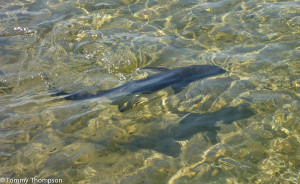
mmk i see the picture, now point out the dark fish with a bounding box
[56,65,226,111]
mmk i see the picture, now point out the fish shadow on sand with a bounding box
[116,103,254,157]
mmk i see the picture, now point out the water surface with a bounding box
[0,0,299,183]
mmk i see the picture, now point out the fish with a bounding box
[55,65,226,111]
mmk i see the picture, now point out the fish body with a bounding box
[59,65,226,101]
[55,65,226,111]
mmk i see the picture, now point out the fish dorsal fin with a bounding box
[142,66,170,72]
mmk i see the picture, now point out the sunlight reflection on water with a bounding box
[0,0,299,183]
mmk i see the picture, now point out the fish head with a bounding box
[193,65,226,75]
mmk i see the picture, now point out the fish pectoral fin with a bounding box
[114,95,147,112]
[171,82,189,94]
[142,66,170,72]
[112,97,136,112]
[118,101,134,112]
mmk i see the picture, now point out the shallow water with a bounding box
[0,0,299,183]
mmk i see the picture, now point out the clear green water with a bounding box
[0,0,299,183]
